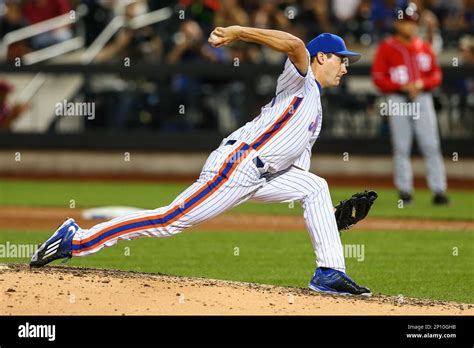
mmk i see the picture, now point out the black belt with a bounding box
[225,140,265,169]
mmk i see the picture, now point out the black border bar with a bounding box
[0,315,472,346]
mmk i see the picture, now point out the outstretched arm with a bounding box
[208,26,308,75]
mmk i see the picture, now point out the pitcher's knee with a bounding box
[315,176,329,192]
[304,175,329,201]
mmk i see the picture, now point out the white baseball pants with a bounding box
[72,141,345,271]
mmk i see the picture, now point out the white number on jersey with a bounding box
[389,66,409,85]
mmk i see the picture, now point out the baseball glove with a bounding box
[334,190,378,231]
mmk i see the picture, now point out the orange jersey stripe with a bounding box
[73,143,249,251]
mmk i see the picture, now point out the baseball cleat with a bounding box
[433,192,449,205]
[399,191,413,205]
[30,218,79,268]
[308,267,372,296]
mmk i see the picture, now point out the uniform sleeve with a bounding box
[371,42,402,94]
[275,50,312,95]
[421,43,442,90]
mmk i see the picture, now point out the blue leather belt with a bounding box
[225,140,265,169]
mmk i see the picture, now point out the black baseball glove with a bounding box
[334,190,378,231]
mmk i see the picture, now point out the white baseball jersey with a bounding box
[224,49,323,173]
[72,49,345,273]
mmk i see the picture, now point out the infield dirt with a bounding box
[1,206,473,315]
[1,264,473,315]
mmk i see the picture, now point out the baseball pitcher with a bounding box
[31,26,377,296]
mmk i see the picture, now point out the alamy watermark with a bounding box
[343,244,365,262]
[380,100,420,120]
[0,242,38,258]
[55,99,95,120]
[18,322,56,341]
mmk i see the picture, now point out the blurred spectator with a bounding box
[460,34,474,64]
[435,0,465,47]
[214,0,250,27]
[87,0,163,130]
[370,0,401,40]
[297,0,333,40]
[21,0,73,49]
[457,35,474,132]
[0,0,32,60]
[81,0,115,46]
[334,0,362,21]
[165,19,224,130]
[462,0,474,35]
[96,1,163,63]
[412,0,443,52]
[166,19,219,63]
[333,0,374,46]
[254,0,291,30]
[179,0,219,35]
[97,0,163,61]
[210,33,252,131]
[0,80,28,129]
[252,1,293,64]
[1,0,471,135]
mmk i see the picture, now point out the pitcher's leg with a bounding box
[72,180,205,256]
[251,166,345,272]
[73,146,264,257]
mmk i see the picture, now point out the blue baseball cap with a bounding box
[306,33,361,63]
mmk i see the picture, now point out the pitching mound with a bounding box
[1,264,472,315]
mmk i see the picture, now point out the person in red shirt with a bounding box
[21,0,73,49]
[22,0,71,24]
[371,2,448,205]
[0,81,28,129]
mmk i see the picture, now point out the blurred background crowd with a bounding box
[1,0,473,60]
[0,0,473,134]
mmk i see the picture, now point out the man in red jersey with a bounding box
[372,2,448,206]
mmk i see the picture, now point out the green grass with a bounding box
[1,229,472,303]
[1,179,472,303]
[0,179,472,220]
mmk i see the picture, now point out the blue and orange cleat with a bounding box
[30,218,79,268]
[309,267,372,296]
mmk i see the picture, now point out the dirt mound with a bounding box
[1,264,472,315]
[0,206,473,232]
